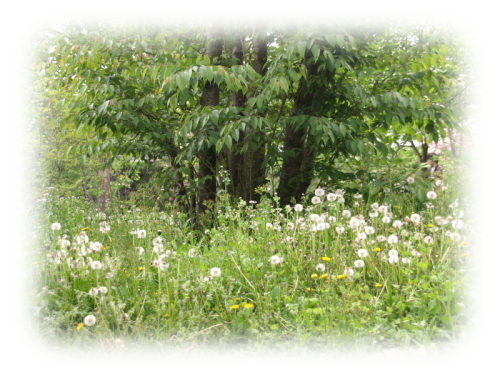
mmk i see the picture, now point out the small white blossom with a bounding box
[364,226,375,235]
[89,287,99,296]
[387,235,398,244]
[210,267,221,277]
[311,196,321,205]
[407,177,415,184]
[358,249,368,258]
[392,220,403,229]
[342,210,351,219]
[316,263,326,272]
[424,236,433,244]
[315,188,325,197]
[354,259,365,268]
[294,204,304,212]
[326,193,337,201]
[98,286,108,294]
[84,315,96,326]
[427,191,437,200]
[137,230,146,238]
[382,216,391,224]
[51,223,61,231]
[90,261,102,270]
[336,225,345,234]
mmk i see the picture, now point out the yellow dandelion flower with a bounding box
[394,206,400,209]
[230,305,240,309]
[102,246,109,250]
[319,274,329,280]
[374,247,381,252]
[81,227,89,231]
[76,323,84,330]
[337,274,346,280]
[427,224,433,228]
[375,284,383,287]
[236,298,241,301]
[244,303,254,309]
[306,287,313,291]
[311,273,318,279]
[138,267,145,271]
[322,256,331,261]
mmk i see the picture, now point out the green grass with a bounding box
[32,173,470,351]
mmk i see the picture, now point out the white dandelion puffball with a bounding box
[354,193,363,199]
[266,223,273,229]
[152,236,163,245]
[388,249,399,257]
[358,249,369,258]
[51,223,61,231]
[84,315,97,326]
[136,247,145,255]
[90,261,102,270]
[382,216,391,224]
[328,216,337,222]
[316,223,326,231]
[326,193,337,201]
[378,205,388,213]
[401,229,409,236]
[210,267,221,277]
[342,210,351,219]
[365,226,375,235]
[377,235,387,242]
[309,214,320,222]
[354,259,365,268]
[294,204,304,212]
[316,263,326,272]
[392,220,403,229]
[337,197,345,203]
[89,287,99,296]
[311,196,321,205]
[287,222,295,230]
[99,222,111,233]
[315,188,325,197]
[387,235,398,244]
[427,191,437,200]
[90,242,103,252]
[369,211,379,218]
[336,225,345,234]
[270,255,281,265]
[388,255,399,264]
[370,203,379,210]
[383,187,391,193]
[452,220,464,229]
[410,214,421,224]
[98,286,108,294]
[401,257,411,264]
[137,229,146,238]
[357,233,367,240]
[349,217,360,229]
[344,268,355,277]
[424,236,433,244]
[450,233,462,242]
[407,177,415,184]
[187,248,197,258]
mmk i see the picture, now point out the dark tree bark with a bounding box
[240,31,268,203]
[277,51,329,206]
[227,35,246,199]
[198,30,223,215]
[98,159,111,212]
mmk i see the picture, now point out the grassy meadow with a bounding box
[32,161,471,351]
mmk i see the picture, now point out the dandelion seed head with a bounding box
[316,263,326,272]
[90,261,102,270]
[294,204,304,212]
[326,193,337,201]
[84,315,96,326]
[315,188,325,197]
[427,191,437,200]
[210,267,221,277]
[354,259,365,268]
[342,210,351,219]
[358,249,368,258]
[311,196,321,205]
[51,223,61,231]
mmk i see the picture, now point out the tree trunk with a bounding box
[98,159,111,212]
[227,35,246,199]
[277,52,327,206]
[198,30,223,215]
[241,32,268,203]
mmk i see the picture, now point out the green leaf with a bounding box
[311,44,320,62]
[297,41,306,59]
[209,110,219,125]
[224,134,232,149]
[288,69,300,82]
[336,35,345,48]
